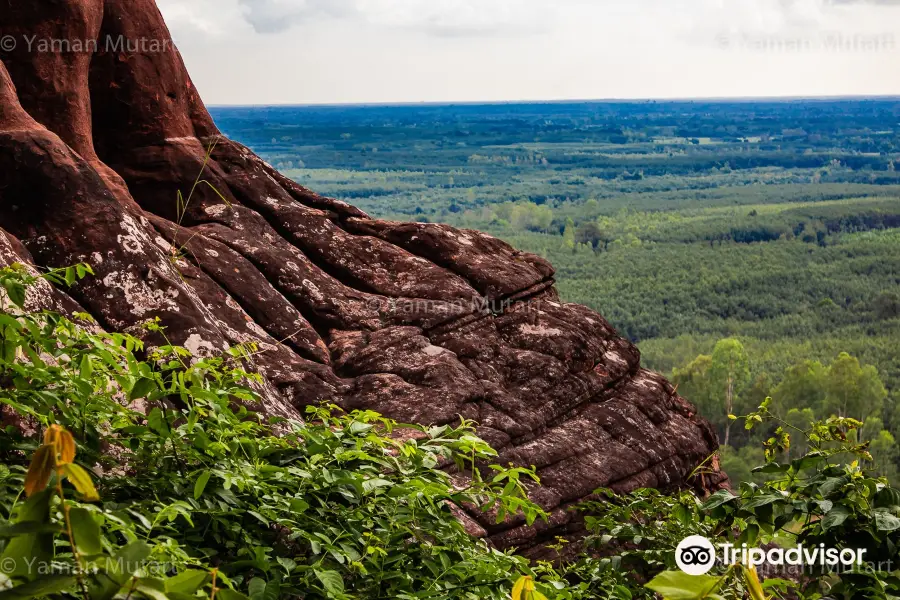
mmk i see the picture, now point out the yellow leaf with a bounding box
[43,424,61,447]
[62,464,100,502]
[24,445,55,497]
[743,566,768,600]
[58,430,76,465]
[43,425,76,465]
[512,576,529,600]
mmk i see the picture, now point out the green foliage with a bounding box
[670,342,898,486]
[644,566,778,600]
[673,355,715,415]
[718,446,769,487]
[584,399,900,599]
[709,340,751,447]
[579,489,717,575]
[0,263,93,312]
[867,429,900,482]
[772,361,828,414]
[824,352,888,422]
[2,260,900,598]
[0,264,556,599]
[873,291,900,320]
[698,400,900,599]
[496,202,554,233]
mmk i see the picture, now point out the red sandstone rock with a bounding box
[0,0,724,552]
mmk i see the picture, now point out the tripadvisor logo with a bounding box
[676,536,868,576]
[676,536,717,575]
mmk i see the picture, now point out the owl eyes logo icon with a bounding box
[676,536,717,575]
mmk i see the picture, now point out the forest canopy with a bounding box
[211,99,900,487]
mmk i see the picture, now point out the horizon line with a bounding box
[207,94,900,109]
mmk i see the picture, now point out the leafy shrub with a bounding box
[0,264,558,599]
[637,398,900,599]
[4,264,900,600]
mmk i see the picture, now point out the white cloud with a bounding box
[155,0,900,104]
[232,0,555,36]
[237,0,357,33]
[158,0,900,41]
[156,0,248,38]
[360,0,553,36]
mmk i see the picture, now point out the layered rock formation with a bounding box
[0,0,723,553]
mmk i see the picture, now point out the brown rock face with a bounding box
[0,0,723,552]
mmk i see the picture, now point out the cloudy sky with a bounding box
[156,0,900,105]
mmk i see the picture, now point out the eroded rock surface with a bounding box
[0,0,724,552]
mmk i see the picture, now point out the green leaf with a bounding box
[362,478,392,494]
[742,494,785,510]
[673,504,691,526]
[1,489,54,577]
[349,421,373,435]
[819,476,849,496]
[168,594,204,600]
[875,487,900,510]
[135,579,170,600]
[0,575,77,598]
[76,263,93,279]
[0,521,62,537]
[740,523,760,546]
[147,407,170,437]
[79,354,94,379]
[262,581,281,600]
[314,569,345,597]
[645,571,724,600]
[751,463,789,474]
[701,489,737,511]
[821,504,851,530]
[277,557,297,573]
[875,510,900,532]
[216,590,251,600]
[88,574,124,600]
[166,570,210,594]
[790,452,826,472]
[69,507,103,556]
[247,511,269,525]
[194,471,212,500]
[2,279,26,309]
[248,578,267,600]
[130,377,159,402]
[106,541,152,583]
